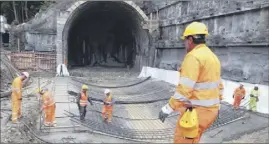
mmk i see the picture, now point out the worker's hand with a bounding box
[159,104,173,123]
[159,111,169,123]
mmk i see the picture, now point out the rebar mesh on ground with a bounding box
[66,102,247,141]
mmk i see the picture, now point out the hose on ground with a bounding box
[70,76,151,88]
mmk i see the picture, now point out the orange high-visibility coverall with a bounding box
[102,95,114,122]
[168,44,221,143]
[233,87,245,109]
[11,76,23,122]
[41,91,56,125]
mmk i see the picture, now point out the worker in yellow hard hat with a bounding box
[38,88,56,127]
[11,72,29,123]
[77,84,93,121]
[159,21,222,143]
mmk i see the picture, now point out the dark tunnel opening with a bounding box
[67,1,146,68]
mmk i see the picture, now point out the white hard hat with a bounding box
[21,72,29,78]
[254,84,258,87]
[104,89,110,94]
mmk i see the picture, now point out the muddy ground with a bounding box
[1,95,40,143]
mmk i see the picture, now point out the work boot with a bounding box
[44,123,50,127]
[104,117,108,123]
[18,115,23,120]
[12,121,20,124]
[80,117,85,121]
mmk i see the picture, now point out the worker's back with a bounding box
[184,44,221,106]
[42,91,55,106]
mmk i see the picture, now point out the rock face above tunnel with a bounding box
[9,0,269,85]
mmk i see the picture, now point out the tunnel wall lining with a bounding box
[56,1,150,66]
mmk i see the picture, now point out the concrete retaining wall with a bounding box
[146,0,269,85]
[139,66,269,114]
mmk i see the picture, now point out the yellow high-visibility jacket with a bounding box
[169,44,221,110]
[11,77,23,102]
[250,89,260,97]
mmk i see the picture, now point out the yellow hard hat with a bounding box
[35,88,42,93]
[35,87,48,94]
[181,22,209,40]
[82,84,88,90]
[179,108,199,138]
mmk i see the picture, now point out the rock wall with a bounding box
[145,0,269,85]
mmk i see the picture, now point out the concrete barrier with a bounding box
[139,66,269,114]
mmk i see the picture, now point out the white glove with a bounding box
[159,103,174,123]
[161,103,174,114]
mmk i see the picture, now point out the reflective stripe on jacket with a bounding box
[42,92,55,108]
[80,92,88,106]
[169,44,221,109]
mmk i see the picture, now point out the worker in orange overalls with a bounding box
[233,84,246,109]
[76,84,93,121]
[11,72,29,123]
[38,88,56,127]
[102,89,114,123]
[158,22,222,143]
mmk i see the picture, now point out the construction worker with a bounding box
[158,21,221,143]
[38,88,56,127]
[102,89,114,123]
[248,84,260,112]
[76,84,93,121]
[11,72,29,123]
[233,84,246,109]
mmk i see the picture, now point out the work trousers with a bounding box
[44,104,56,125]
[233,95,243,109]
[12,100,22,122]
[102,106,113,122]
[79,105,87,120]
[249,97,257,112]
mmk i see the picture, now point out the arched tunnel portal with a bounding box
[62,1,150,69]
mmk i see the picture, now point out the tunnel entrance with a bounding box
[66,1,149,68]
